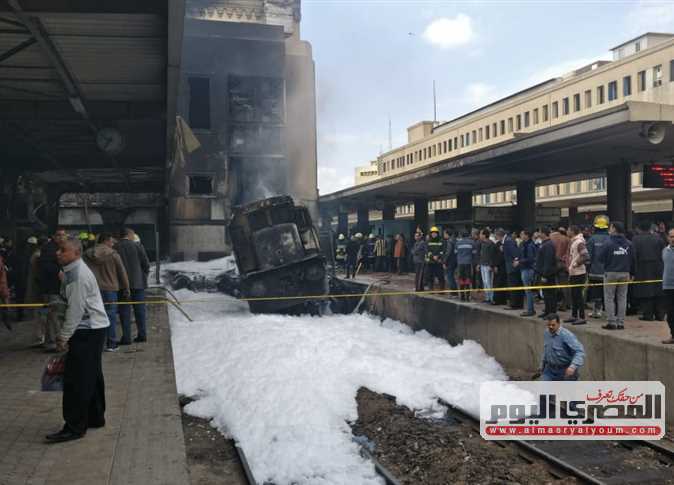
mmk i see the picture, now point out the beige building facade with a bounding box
[352,33,674,219]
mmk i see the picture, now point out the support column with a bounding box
[320,211,333,232]
[356,206,370,236]
[456,191,473,211]
[607,162,632,229]
[382,204,396,221]
[414,198,428,233]
[337,212,349,236]
[568,206,578,225]
[516,181,536,230]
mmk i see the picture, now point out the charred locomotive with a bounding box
[228,196,327,313]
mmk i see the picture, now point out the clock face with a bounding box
[96,127,125,154]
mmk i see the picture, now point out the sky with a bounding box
[301,0,674,195]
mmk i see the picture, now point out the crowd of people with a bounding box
[334,216,674,345]
[0,227,150,352]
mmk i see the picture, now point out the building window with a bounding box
[432,145,436,157]
[635,41,641,52]
[623,75,632,96]
[584,89,592,108]
[533,108,539,125]
[597,85,605,104]
[562,97,570,115]
[653,64,662,87]
[454,137,458,149]
[670,59,674,82]
[478,127,483,142]
[573,93,580,112]
[188,175,214,195]
[485,125,490,139]
[492,122,497,137]
[508,117,513,132]
[638,70,646,91]
[516,114,522,130]
[460,135,464,148]
[608,81,618,101]
[524,111,530,127]
[188,77,211,129]
[542,104,549,121]
[500,120,505,135]
[552,101,559,118]
[472,130,477,144]
[444,140,448,152]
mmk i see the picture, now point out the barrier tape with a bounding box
[0,278,664,308]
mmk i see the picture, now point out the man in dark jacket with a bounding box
[586,215,610,318]
[493,230,508,305]
[632,222,666,321]
[600,222,634,330]
[479,229,498,304]
[84,233,130,351]
[426,227,445,291]
[345,235,359,279]
[455,231,476,301]
[412,231,427,292]
[518,229,538,316]
[503,230,523,309]
[443,229,457,294]
[535,228,558,318]
[38,228,67,350]
[115,228,150,344]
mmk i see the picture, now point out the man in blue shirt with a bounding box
[539,313,585,381]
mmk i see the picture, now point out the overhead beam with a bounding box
[0,36,35,63]
[0,15,25,29]
[7,0,130,185]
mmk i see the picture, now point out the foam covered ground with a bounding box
[169,290,507,484]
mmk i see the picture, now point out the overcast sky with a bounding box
[301,0,674,195]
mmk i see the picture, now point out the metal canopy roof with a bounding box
[0,0,185,193]
[320,102,674,211]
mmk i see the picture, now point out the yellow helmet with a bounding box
[88,233,96,241]
[593,215,609,230]
[78,232,88,240]
[430,226,440,233]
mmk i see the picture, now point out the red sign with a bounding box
[643,164,674,189]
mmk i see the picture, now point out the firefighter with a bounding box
[365,234,376,272]
[425,227,445,291]
[335,234,347,272]
[346,234,361,279]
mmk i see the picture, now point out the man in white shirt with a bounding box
[46,236,109,443]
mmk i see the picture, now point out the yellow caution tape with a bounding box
[0,279,664,308]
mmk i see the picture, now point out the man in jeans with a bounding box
[661,229,674,344]
[478,229,498,304]
[83,234,130,351]
[517,229,537,316]
[600,222,634,330]
[115,229,150,344]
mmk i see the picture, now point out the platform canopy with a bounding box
[0,0,184,193]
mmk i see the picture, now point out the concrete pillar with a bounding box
[414,198,429,233]
[456,191,472,211]
[516,181,536,230]
[382,204,396,221]
[568,206,578,224]
[607,163,632,229]
[356,206,369,235]
[320,211,333,232]
[337,212,349,236]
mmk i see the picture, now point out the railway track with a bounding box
[438,398,674,485]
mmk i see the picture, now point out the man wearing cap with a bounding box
[587,215,610,318]
[538,313,585,381]
[345,234,359,279]
[335,234,347,272]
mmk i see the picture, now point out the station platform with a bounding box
[0,295,188,485]
[345,270,674,425]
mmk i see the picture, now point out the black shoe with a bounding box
[602,324,617,330]
[616,326,625,330]
[572,320,587,325]
[88,419,105,429]
[118,340,132,346]
[133,336,146,343]
[45,428,84,443]
[563,318,577,324]
[520,311,536,317]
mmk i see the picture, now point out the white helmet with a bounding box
[338,234,345,240]
[369,233,375,239]
[355,232,363,239]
